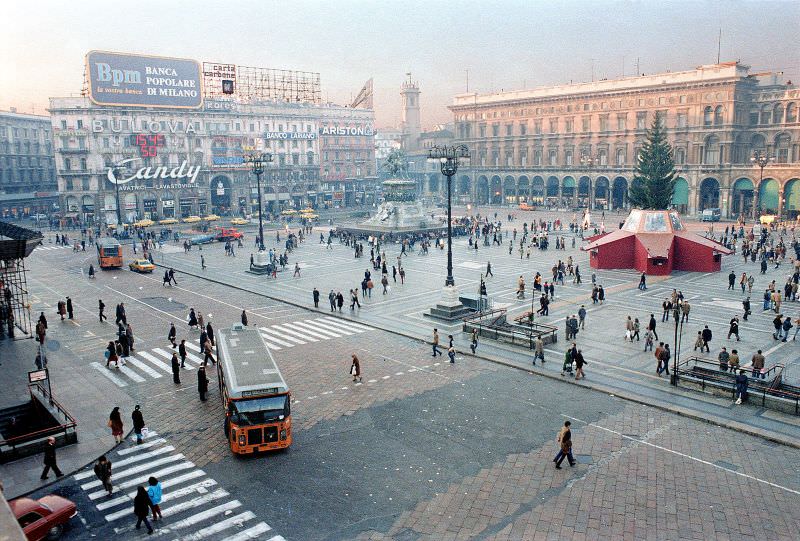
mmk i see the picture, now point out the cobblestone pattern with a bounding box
[355,404,800,541]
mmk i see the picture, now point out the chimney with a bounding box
[10,107,17,113]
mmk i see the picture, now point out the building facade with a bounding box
[449,62,800,218]
[317,105,377,207]
[0,109,58,218]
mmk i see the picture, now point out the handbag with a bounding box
[107,419,113,428]
[141,427,149,438]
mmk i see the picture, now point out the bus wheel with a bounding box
[223,418,230,438]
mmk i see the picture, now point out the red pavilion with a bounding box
[582,209,732,275]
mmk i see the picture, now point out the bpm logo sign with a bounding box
[107,158,201,186]
[86,51,203,109]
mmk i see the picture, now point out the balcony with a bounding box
[59,169,94,176]
[59,147,89,154]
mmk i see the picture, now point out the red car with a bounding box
[10,495,77,540]
[215,227,244,242]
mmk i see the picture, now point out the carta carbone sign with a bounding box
[86,51,203,109]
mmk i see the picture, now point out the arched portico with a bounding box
[699,177,720,212]
[730,178,754,218]
[594,176,610,210]
[612,176,628,210]
[490,175,502,204]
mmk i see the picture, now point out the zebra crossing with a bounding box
[34,245,73,251]
[72,431,283,540]
[91,316,374,388]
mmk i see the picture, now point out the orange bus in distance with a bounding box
[96,238,123,269]
[218,325,292,454]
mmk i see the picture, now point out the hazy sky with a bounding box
[2,0,799,129]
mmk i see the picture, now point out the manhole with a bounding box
[141,297,187,312]
[46,339,60,351]
[575,454,593,465]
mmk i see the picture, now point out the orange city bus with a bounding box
[96,238,123,269]
[217,325,292,454]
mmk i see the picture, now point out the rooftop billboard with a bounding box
[85,51,203,109]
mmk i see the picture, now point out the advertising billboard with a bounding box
[86,51,203,109]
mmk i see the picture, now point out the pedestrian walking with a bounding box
[105,340,119,368]
[198,366,209,401]
[561,347,574,376]
[727,317,740,341]
[734,369,749,404]
[57,300,65,321]
[553,421,576,469]
[448,335,456,363]
[188,308,198,329]
[644,329,654,351]
[701,325,712,352]
[40,437,63,480]
[781,316,793,342]
[202,340,216,366]
[574,350,586,379]
[578,305,587,329]
[350,354,363,382]
[638,272,647,290]
[66,296,73,319]
[201,254,206,270]
[648,314,658,340]
[94,455,113,495]
[108,407,124,445]
[313,287,320,308]
[206,321,215,347]
[718,347,730,371]
[470,328,478,354]
[98,299,106,322]
[168,323,177,347]
[432,329,442,357]
[178,339,187,368]
[241,310,248,326]
[147,477,163,521]
[169,268,177,285]
[328,290,336,312]
[171,352,180,384]
[658,344,671,376]
[751,350,765,379]
[133,486,154,534]
[88,264,95,278]
[533,336,545,365]
[131,405,145,444]
[293,262,301,277]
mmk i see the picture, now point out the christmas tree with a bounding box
[629,115,677,210]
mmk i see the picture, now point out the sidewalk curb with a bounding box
[12,430,133,500]
[156,261,800,450]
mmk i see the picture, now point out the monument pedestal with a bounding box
[248,250,273,275]
[425,285,472,321]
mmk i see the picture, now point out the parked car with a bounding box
[129,259,156,273]
[10,495,77,540]
[230,217,249,225]
[182,215,201,223]
[203,214,220,222]
[159,218,179,225]
[701,208,721,222]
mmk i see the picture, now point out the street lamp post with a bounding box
[670,307,685,386]
[110,143,125,227]
[428,144,470,287]
[750,150,773,220]
[244,151,273,252]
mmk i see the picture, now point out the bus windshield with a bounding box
[229,395,290,426]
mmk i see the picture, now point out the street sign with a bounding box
[28,369,48,383]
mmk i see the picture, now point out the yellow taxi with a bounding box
[203,214,220,222]
[230,217,250,225]
[133,219,154,228]
[183,215,201,223]
[159,218,179,225]
[280,209,298,216]
[760,214,777,226]
[129,259,156,273]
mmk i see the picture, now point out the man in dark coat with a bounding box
[198,366,209,401]
[66,297,73,319]
[648,314,658,340]
[241,310,248,326]
[206,321,215,347]
[313,288,320,308]
[171,352,181,384]
[40,437,63,479]
[131,405,145,444]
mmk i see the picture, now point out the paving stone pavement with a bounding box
[354,403,800,541]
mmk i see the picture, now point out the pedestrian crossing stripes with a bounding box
[89,316,374,388]
[34,245,73,252]
[72,431,284,540]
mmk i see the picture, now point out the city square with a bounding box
[2,1,800,540]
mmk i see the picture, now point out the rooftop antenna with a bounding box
[716,28,722,64]
[622,55,625,77]
[466,69,469,93]
[590,58,595,82]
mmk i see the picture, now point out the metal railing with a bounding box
[463,309,557,349]
[676,356,800,415]
[0,384,77,450]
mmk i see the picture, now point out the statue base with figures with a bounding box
[424,285,472,321]
[337,179,446,238]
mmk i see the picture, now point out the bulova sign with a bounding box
[107,158,201,185]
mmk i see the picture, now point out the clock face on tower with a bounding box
[130,133,166,158]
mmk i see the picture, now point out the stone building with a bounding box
[449,62,800,218]
[0,109,58,218]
